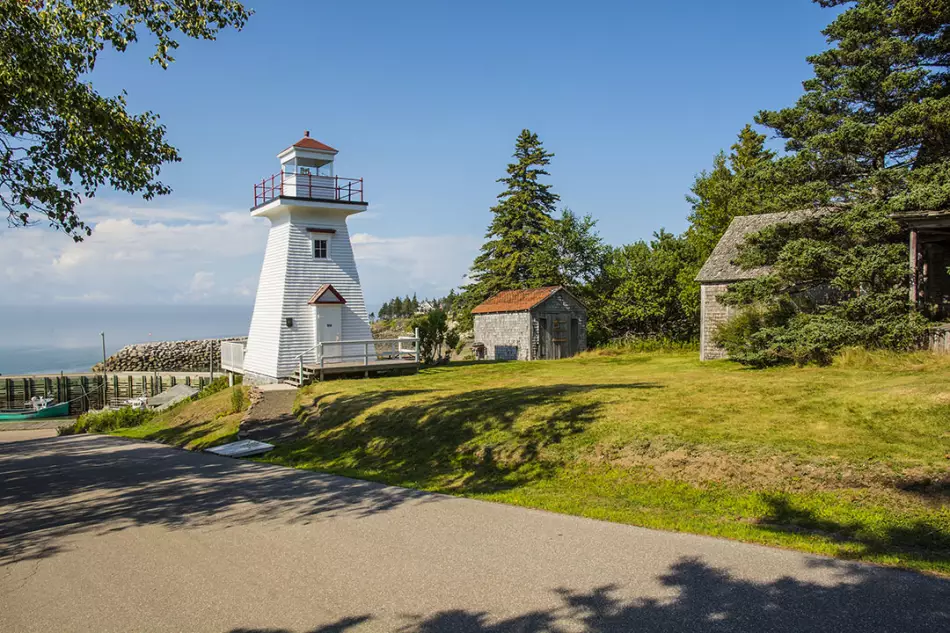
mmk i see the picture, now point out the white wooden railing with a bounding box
[294,329,420,382]
[220,341,245,373]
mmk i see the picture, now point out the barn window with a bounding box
[313,238,329,259]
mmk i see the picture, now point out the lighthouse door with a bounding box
[314,305,342,363]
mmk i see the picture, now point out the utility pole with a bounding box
[100,331,108,408]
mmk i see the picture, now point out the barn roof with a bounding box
[695,209,825,283]
[472,286,579,314]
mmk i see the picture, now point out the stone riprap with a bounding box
[93,337,247,372]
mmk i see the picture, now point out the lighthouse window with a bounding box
[313,239,328,259]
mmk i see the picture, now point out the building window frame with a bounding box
[313,237,331,259]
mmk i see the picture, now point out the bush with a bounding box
[715,300,931,367]
[596,335,698,354]
[59,407,155,436]
[195,375,237,400]
[229,386,246,414]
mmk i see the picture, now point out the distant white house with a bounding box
[416,300,436,314]
[240,132,373,384]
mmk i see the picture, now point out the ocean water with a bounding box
[0,305,252,375]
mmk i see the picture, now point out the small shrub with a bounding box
[229,386,246,414]
[59,407,155,436]
[195,376,234,400]
[595,335,698,354]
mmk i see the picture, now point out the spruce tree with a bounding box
[686,125,780,260]
[466,129,560,306]
[719,0,945,365]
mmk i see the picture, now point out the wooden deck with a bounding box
[291,357,419,385]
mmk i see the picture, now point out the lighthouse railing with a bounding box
[254,172,364,206]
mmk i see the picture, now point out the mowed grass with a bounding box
[262,349,950,575]
[113,386,248,450]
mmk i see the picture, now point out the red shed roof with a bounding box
[307,284,346,305]
[471,286,564,314]
[287,131,338,154]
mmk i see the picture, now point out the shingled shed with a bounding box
[472,286,587,361]
[695,210,819,361]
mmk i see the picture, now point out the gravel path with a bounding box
[238,384,303,443]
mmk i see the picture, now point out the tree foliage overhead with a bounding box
[716,0,947,365]
[0,0,250,241]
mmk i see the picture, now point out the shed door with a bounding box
[538,317,549,359]
[547,313,569,360]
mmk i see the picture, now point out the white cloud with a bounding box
[0,199,478,310]
[351,232,479,307]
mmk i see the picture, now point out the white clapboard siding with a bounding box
[242,216,291,379]
[243,206,373,381]
[275,213,373,376]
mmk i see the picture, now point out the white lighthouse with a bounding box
[241,132,372,384]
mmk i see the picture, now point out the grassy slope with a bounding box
[113,387,248,450]
[263,350,950,574]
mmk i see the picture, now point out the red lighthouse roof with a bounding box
[288,130,337,153]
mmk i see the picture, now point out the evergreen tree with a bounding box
[411,293,419,314]
[466,129,561,307]
[718,0,944,365]
[685,124,780,260]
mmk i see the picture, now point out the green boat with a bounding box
[0,400,70,421]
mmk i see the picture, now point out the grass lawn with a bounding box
[260,349,950,575]
[112,386,248,450]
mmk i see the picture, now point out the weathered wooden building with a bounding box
[695,210,819,361]
[472,286,587,361]
[697,208,950,361]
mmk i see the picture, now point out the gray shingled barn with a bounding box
[695,210,818,361]
[472,286,587,361]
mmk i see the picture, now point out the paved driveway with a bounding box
[0,435,947,633]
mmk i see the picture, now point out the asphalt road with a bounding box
[1,434,947,633]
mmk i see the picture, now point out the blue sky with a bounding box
[0,0,839,311]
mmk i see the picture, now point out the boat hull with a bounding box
[0,402,70,421]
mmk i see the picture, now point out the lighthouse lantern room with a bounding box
[242,132,373,384]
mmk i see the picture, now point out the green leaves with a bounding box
[0,1,250,240]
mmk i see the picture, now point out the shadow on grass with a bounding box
[225,556,950,632]
[758,494,950,568]
[276,383,660,493]
[141,419,238,449]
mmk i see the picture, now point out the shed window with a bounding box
[313,239,328,259]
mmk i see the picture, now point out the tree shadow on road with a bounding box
[0,435,436,567]
[225,556,950,633]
